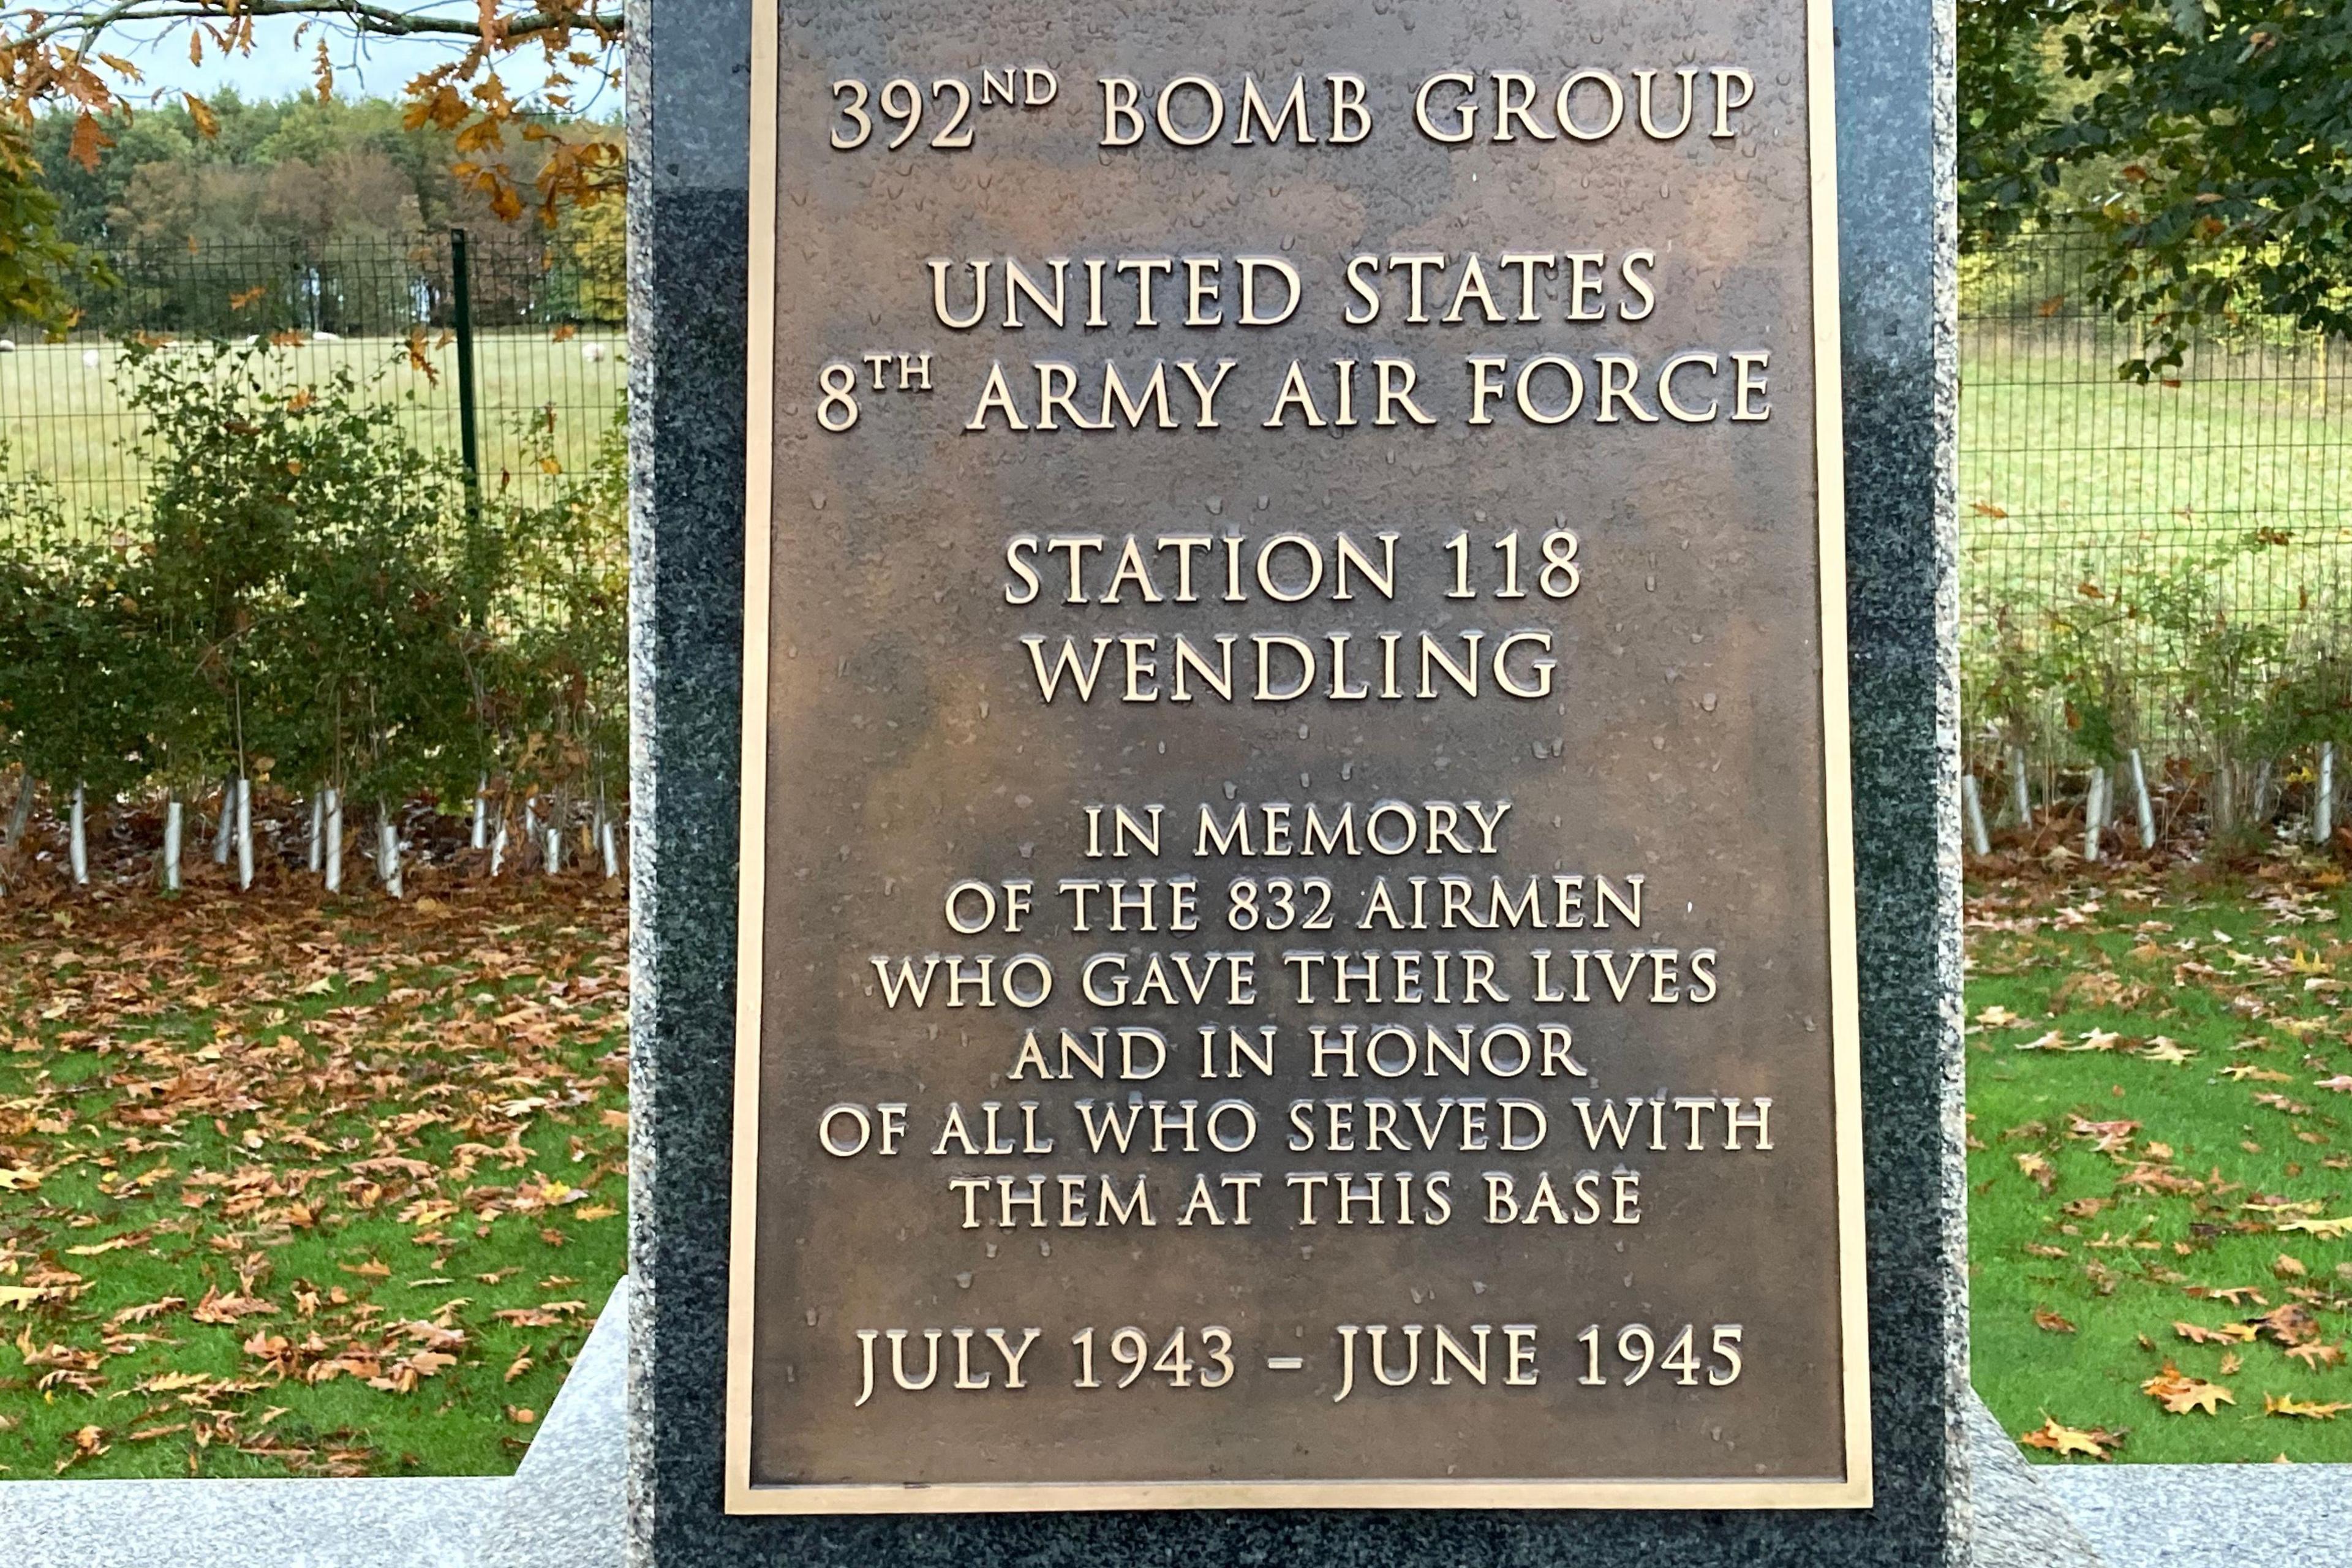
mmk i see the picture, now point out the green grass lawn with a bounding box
[0,874,627,1478]
[0,332,625,532]
[1969,853,2352,1463]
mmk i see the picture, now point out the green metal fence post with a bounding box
[451,227,484,509]
[451,227,486,625]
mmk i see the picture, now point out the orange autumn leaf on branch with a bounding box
[65,110,111,171]
[4,2,625,220]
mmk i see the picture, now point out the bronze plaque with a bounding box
[728,0,1867,1512]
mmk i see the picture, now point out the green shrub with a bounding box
[0,341,628,892]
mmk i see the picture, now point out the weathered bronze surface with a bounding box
[731,0,1864,1510]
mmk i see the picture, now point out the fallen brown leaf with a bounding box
[2144,1365,2235,1415]
[2018,1416,2120,1460]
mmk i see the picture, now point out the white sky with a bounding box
[95,12,611,113]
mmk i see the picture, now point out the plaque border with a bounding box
[723,0,1871,1514]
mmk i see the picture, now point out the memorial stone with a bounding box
[630,0,1964,1560]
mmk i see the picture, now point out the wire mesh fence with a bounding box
[1960,225,2352,766]
[0,228,626,537]
[9,222,2345,783]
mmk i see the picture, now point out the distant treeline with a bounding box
[27,94,621,304]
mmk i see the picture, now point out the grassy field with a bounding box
[0,332,625,531]
[1958,339,2352,616]
[1969,853,2352,1463]
[0,872,627,1479]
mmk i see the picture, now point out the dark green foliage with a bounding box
[493,409,627,824]
[1961,0,2352,374]
[121,340,483,805]
[0,121,111,333]
[1959,0,2066,251]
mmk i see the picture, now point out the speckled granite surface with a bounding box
[1964,1392,2103,1568]
[7,1476,505,1568]
[492,1276,631,1567]
[2040,1460,2352,1568]
[623,0,1968,1562]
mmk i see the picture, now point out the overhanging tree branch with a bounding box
[12,2,621,54]
[4,0,626,227]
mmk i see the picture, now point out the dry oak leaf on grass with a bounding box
[56,1425,110,1474]
[2032,1308,2078,1333]
[2175,1320,2260,1346]
[2264,1393,2352,1420]
[2066,1116,2140,1153]
[2277,1214,2352,1240]
[2143,1365,2235,1415]
[0,1283,74,1310]
[2019,1417,2122,1460]
[2255,1303,2323,1349]
[189,1287,278,1324]
[2188,1285,2269,1307]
